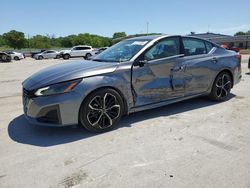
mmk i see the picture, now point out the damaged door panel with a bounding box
[131,36,185,107]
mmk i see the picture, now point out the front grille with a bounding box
[22,87,34,114]
[23,88,34,98]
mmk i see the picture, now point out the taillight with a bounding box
[236,54,241,63]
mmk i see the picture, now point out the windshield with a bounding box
[92,39,149,62]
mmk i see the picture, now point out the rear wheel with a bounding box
[63,54,70,60]
[14,56,19,61]
[1,55,11,62]
[38,56,43,60]
[1,55,7,61]
[85,53,92,60]
[209,72,232,101]
[79,88,124,132]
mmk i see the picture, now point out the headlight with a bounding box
[34,79,82,97]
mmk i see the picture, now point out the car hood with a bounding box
[23,60,118,90]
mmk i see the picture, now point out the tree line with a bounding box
[0,30,128,50]
[3,29,248,50]
[234,30,250,36]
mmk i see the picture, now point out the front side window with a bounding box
[144,37,180,61]
[183,38,207,56]
[93,39,149,62]
[46,51,54,53]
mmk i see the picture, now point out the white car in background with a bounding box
[7,51,25,60]
[62,45,94,60]
[34,50,61,60]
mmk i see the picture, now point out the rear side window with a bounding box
[79,47,91,50]
[183,38,207,56]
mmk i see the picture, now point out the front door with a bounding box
[132,37,185,107]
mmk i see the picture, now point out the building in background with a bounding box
[189,32,250,49]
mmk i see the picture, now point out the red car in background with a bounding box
[220,44,240,53]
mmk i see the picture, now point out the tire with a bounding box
[55,55,61,59]
[209,71,232,101]
[1,55,11,62]
[85,53,92,60]
[63,54,70,60]
[14,56,19,61]
[6,56,11,62]
[79,88,124,133]
[38,56,43,60]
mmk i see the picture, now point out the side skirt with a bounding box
[129,92,209,113]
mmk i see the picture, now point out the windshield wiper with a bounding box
[92,59,105,62]
[92,59,120,63]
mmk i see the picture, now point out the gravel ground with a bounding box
[0,56,250,188]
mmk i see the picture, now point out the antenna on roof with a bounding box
[146,22,149,35]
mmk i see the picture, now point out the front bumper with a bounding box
[22,88,83,127]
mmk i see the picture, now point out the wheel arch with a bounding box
[218,69,234,88]
[63,53,71,57]
[79,86,129,119]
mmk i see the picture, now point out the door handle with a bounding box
[211,57,218,63]
[171,66,185,72]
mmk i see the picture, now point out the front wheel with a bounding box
[14,56,19,61]
[63,54,70,60]
[55,55,61,59]
[85,53,92,60]
[209,72,232,101]
[79,88,124,132]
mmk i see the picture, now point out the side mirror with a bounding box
[134,60,148,67]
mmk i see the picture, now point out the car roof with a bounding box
[126,35,165,41]
[126,35,219,46]
[74,45,92,47]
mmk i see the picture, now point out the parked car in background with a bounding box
[0,52,12,62]
[87,47,109,60]
[22,35,241,133]
[220,44,240,53]
[95,47,108,55]
[34,50,61,60]
[62,45,94,60]
[7,51,25,60]
[31,50,46,58]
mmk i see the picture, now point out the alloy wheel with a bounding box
[215,74,232,98]
[86,93,121,129]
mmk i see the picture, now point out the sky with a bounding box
[0,0,249,38]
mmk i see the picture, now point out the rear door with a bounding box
[132,36,185,107]
[181,37,215,95]
[46,50,56,58]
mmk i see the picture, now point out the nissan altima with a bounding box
[22,35,241,132]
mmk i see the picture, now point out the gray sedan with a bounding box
[22,35,242,132]
[34,50,60,60]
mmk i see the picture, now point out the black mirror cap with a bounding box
[134,60,148,67]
